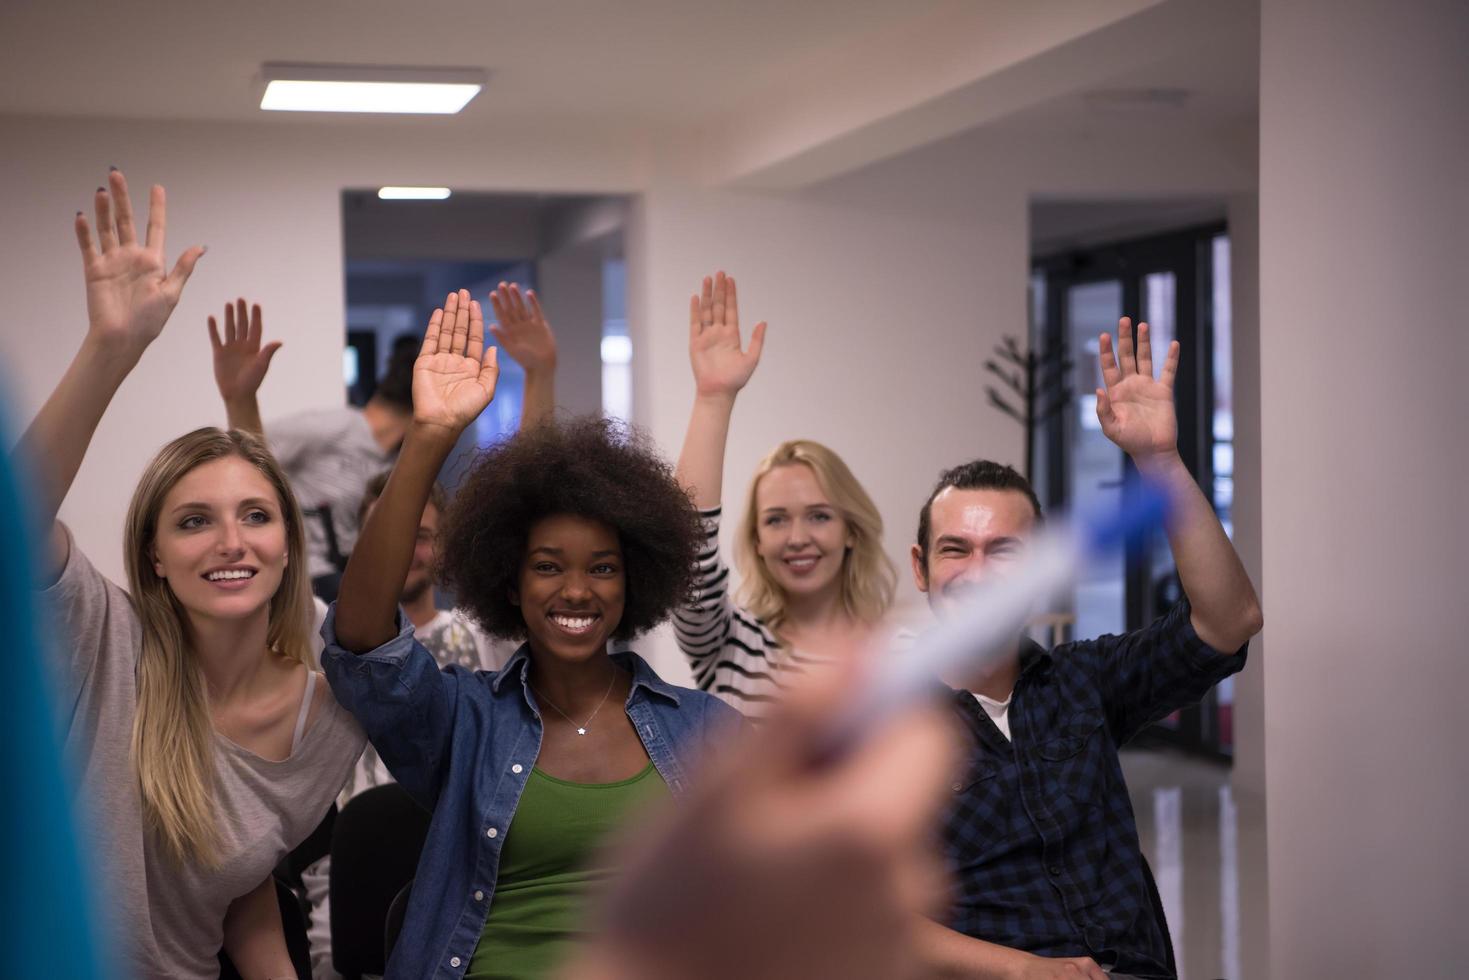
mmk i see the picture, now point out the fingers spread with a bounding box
[1135,320,1154,378]
[700,275,714,325]
[1094,387,1115,429]
[110,169,138,246]
[145,184,166,252]
[74,211,97,260]
[747,321,767,364]
[467,299,485,361]
[1098,333,1121,388]
[712,271,727,329]
[421,308,445,357]
[478,345,500,389]
[164,245,206,297]
[1116,317,1135,376]
[1160,340,1180,390]
[450,288,472,353]
[94,185,118,252]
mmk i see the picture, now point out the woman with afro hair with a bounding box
[321,289,740,980]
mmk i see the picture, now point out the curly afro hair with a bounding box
[437,415,704,642]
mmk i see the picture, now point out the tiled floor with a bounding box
[1121,747,1260,980]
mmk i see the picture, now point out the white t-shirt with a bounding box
[975,691,1013,741]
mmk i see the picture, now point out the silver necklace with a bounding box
[531,669,618,736]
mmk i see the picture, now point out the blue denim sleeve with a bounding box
[319,602,460,810]
[1071,598,1248,746]
[699,693,745,762]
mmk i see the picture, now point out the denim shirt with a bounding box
[320,605,741,980]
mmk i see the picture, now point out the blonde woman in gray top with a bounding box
[16,169,364,979]
[673,272,898,718]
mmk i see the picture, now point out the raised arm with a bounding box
[209,298,281,437]
[221,876,297,980]
[333,289,498,652]
[488,282,557,430]
[13,168,204,582]
[674,272,767,509]
[1096,317,1263,652]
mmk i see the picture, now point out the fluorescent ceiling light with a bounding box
[260,64,484,114]
[378,186,452,200]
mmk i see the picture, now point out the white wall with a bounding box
[0,111,1031,690]
[0,114,641,583]
[626,171,1028,681]
[1258,2,1469,977]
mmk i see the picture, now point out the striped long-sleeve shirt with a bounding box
[673,508,842,718]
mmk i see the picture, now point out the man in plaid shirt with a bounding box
[911,318,1262,980]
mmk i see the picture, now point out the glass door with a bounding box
[1033,224,1230,759]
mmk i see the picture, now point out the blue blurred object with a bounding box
[1077,475,1172,558]
[819,474,1173,762]
[0,401,110,979]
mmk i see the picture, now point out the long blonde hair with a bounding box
[734,439,896,632]
[123,427,312,867]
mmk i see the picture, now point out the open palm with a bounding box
[209,298,281,401]
[1096,317,1179,460]
[75,169,204,353]
[488,282,558,374]
[413,288,499,434]
[689,271,766,398]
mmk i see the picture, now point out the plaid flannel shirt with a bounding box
[939,599,1247,979]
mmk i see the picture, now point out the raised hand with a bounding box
[74,168,205,356]
[1096,317,1180,463]
[488,282,558,375]
[688,272,766,399]
[413,288,499,436]
[209,298,281,404]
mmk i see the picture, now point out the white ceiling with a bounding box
[0,0,951,128]
[0,0,1259,189]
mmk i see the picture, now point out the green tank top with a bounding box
[465,761,669,980]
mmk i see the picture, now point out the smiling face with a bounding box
[752,463,853,603]
[513,513,626,663]
[150,455,290,625]
[911,486,1038,619]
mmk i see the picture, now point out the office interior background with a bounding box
[0,1,1464,977]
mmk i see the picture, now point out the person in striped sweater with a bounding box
[672,271,897,717]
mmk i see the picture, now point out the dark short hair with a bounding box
[370,348,416,413]
[358,469,447,530]
[915,460,1042,568]
[437,416,704,642]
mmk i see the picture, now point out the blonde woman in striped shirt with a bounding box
[673,272,897,718]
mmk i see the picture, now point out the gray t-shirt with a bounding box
[41,526,366,979]
[268,406,393,580]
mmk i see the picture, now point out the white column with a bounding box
[1259,2,1469,977]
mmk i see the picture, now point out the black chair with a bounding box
[330,784,432,979]
[274,803,338,895]
[384,878,413,967]
[217,876,313,980]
